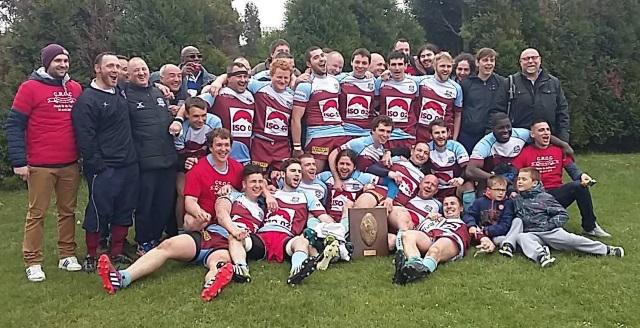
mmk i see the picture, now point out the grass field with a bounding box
[0,153,638,328]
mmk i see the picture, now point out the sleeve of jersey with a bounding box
[316,171,332,183]
[221,191,242,203]
[470,137,492,161]
[382,176,400,199]
[358,172,379,185]
[198,93,215,108]
[293,83,311,107]
[513,128,531,143]
[340,137,364,153]
[247,79,269,94]
[453,142,469,164]
[174,121,188,151]
[306,193,327,217]
[453,81,463,109]
[206,113,223,129]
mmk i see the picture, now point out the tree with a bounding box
[406,0,465,53]
[241,1,262,61]
[284,0,425,69]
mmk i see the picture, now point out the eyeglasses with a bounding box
[187,54,203,59]
[520,55,540,62]
[489,188,507,192]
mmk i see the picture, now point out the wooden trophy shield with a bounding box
[348,207,388,259]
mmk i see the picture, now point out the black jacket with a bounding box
[460,73,506,135]
[72,85,137,173]
[125,83,177,171]
[493,70,570,142]
[513,183,569,232]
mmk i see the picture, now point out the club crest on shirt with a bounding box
[156,98,166,107]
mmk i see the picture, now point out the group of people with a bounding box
[5,38,624,302]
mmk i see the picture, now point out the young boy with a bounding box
[462,175,514,254]
[174,97,222,230]
[499,167,624,267]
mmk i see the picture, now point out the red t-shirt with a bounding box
[12,78,82,165]
[511,144,573,190]
[183,156,243,218]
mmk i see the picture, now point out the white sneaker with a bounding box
[583,223,612,238]
[26,265,46,282]
[58,256,83,272]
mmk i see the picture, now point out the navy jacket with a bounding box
[72,84,137,174]
[462,195,514,237]
[124,83,177,171]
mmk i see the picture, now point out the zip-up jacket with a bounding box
[513,183,569,232]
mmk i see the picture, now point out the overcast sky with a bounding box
[232,0,287,30]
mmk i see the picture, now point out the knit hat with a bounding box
[40,44,69,69]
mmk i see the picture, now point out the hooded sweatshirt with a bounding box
[513,183,569,232]
[6,68,83,167]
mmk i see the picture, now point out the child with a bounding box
[462,175,514,254]
[499,167,624,267]
[174,96,222,231]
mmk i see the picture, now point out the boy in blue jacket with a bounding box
[463,175,514,254]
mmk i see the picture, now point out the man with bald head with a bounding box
[493,48,570,142]
[124,57,178,256]
[158,64,187,113]
[368,53,386,78]
[326,51,344,76]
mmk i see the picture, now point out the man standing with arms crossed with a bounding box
[5,44,83,281]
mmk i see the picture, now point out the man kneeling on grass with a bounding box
[498,167,624,267]
[393,195,470,284]
[96,165,268,301]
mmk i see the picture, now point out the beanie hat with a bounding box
[40,44,69,69]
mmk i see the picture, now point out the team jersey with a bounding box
[223,191,265,234]
[336,72,377,136]
[417,76,463,142]
[338,135,385,172]
[317,171,379,221]
[405,196,443,226]
[470,128,531,172]
[201,87,255,163]
[294,74,344,138]
[386,156,425,200]
[247,80,294,142]
[258,189,327,236]
[183,155,244,218]
[426,140,469,191]
[297,178,328,204]
[511,144,573,190]
[375,77,419,140]
[174,113,222,158]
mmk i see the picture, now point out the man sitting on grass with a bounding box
[96,165,268,301]
[393,195,470,284]
[498,168,624,267]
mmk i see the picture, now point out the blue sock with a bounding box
[462,191,476,212]
[119,270,132,288]
[290,251,308,271]
[422,256,438,273]
[340,217,349,233]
